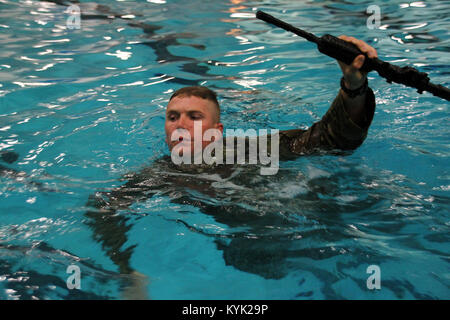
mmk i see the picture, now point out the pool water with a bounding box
[0,0,449,299]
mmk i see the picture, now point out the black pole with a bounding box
[256,10,320,44]
[256,10,450,101]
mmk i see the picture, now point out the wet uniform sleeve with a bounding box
[84,171,159,274]
[278,88,376,158]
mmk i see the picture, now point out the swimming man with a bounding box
[83,36,378,297]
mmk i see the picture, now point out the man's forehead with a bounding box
[166,95,215,112]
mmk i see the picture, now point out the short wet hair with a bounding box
[169,86,220,122]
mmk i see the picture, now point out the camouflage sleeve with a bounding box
[278,88,376,158]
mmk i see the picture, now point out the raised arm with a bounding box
[278,36,378,157]
[337,35,378,126]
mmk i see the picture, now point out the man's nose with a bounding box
[176,114,189,129]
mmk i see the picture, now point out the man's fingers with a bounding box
[338,35,378,59]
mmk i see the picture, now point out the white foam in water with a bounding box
[335,195,358,203]
[306,165,331,179]
[268,181,308,199]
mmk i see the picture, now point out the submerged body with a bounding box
[85,88,376,279]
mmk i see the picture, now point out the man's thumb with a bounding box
[354,55,365,69]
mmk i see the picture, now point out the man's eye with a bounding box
[168,114,177,121]
[191,114,203,120]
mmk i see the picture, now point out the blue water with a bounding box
[0,0,449,299]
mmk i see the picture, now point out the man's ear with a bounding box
[215,122,224,134]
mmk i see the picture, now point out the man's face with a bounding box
[165,95,223,154]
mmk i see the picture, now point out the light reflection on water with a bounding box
[0,0,448,299]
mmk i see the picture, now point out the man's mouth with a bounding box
[178,136,191,142]
[172,136,191,146]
